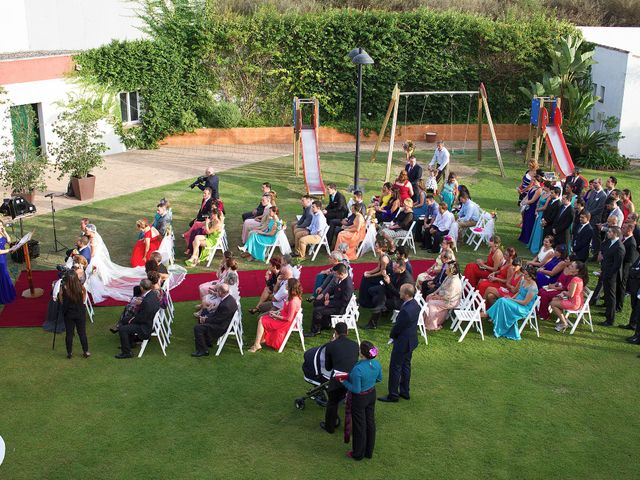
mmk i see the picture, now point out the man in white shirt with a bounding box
[428,140,450,185]
[294,201,327,260]
[422,202,454,253]
[257,266,292,312]
[454,193,480,242]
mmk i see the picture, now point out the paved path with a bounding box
[5,140,515,217]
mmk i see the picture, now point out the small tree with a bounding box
[48,98,108,179]
[0,89,49,194]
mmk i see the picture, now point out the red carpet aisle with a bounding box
[0,270,57,328]
[0,260,435,326]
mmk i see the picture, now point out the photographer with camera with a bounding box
[190,167,219,200]
[58,270,90,359]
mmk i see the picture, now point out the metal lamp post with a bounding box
[348,47,374,192]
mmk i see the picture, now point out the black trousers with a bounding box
[118,324,148,355]
[64,315,88,355]
[591,223,603,255]
[388,348,413,398]
[616,264,631,311]
[325,387,346,433]
[422,228,448,252]
[603,275,618,324]
[351,389,376,460]
[326,219,344,247]
[311,303,342,332]
[193,323,226,353]
[241,211,256,221]
[632,288,640,333]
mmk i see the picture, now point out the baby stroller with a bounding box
[294,343,332,410]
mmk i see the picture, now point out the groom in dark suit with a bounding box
[379,283,420,402]
[570,211,594,262]
[115,279,161,359]
[552,192,574,248]
[323,183,348,221]
[541,186,561,238]
[192,284,238,356]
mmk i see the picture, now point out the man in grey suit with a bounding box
[586,178,607,257]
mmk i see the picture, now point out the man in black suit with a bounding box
[627,213,640,253]
[598,226,625,327]
[242,182,271,221]
[323,183,348,221]
[571,198,586,235]
[586,178,607,256]
[541,186,561,238]
[306,264,353,336]
[564,168,586,197]
[624,258,640,338]
[617,223,639,311]
[292,195,313,242]
[196,167,219,200]
[115,279,161,359]
[192,284,238,356]
[191,187,214,226]
[552,192,574,248]
[570,210,594,262]
[320,322,359,433]
[365,259,414,329]
[405,155,423,202]
[379,284,419,403]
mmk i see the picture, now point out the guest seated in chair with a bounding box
[452,192,480,243]
[248,278,303,352]
[484,257,524,308]
[415,238,455,290]
[358,238,392,309]
[535,245,569,289]
[424,261,462,330]
[324,183,349,222]
[248,257,282,313]
[242,182,272,221]
[185,204,224,267]
[293,195,314,243]
[547,262,588,331]
[364,259,414,330]
[421,249,454,297]
[115,279,161,359]
[306,264,353,337]
[253,265,293,314]
[195,257,239,316]
[183,187,214,244]
[241,193,275,243]
[192,283,238,357]
[293,201,327,260]
[239,206,281,262]
[130,219,162,268]
[422,202,454,253]
[335,203,366,260]
[463,235,504,288]
[375,186,401,223]
[379,198,414,252]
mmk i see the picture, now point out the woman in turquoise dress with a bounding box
[0,221,16,304]
[441,172,458,211]
[240,207,281,262]
[411,179,428,218]
[528,181,551,255]
[486,266,538,341]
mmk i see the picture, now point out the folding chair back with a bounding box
[453,290,486,342]
[357,220,378,258]
[265,227,292,264]
[85,293,95,323]
[278,309,306,353]
[206,228,229,267]
[138,311,169,358]
[309,225,331,261]
[518,296,541,337]
[331,295,361,344]
[465,211,492,251]
[566,287,594,335]
[216,310,244,356]
[399,221,417,254]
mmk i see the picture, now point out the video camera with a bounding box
[189,176,208,189]
[56,264,72,280]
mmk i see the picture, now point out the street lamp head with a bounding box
[352,52,374,65]
[348,48,361,60]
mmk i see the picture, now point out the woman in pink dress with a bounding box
[537,261,576,320]
[394,170,414,202]
[424,262,462,330]
[130,219,162,267]
[550,261,587,332]
[248,278,303,352]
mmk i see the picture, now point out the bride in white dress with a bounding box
[85,224,185,302]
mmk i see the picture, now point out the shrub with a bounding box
[578,146,630,171]
[199,101,242,128]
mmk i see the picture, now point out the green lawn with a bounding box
[0,151,639,479]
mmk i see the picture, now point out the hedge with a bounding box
[75,4,577,148]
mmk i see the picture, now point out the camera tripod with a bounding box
[45,193,67,253]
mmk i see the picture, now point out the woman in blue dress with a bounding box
[440,172,458,211]
[239,207,281,262]
[0,221,16,304]
[486,266,538,340]
[411,179,428,218]
[528,181,551,255]
[518,178,541,245]
[535,245,569,288]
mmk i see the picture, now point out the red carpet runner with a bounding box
[0,260,434,327]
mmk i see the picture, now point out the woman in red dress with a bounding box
[130,219,162,267]
[394,170,414,202]
[248,278,303,352]
[484,257,523,308]
[477,247,517,297]
[550,261,588,332]
[463,235,504,287]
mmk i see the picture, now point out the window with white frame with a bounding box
[119,91,141,124]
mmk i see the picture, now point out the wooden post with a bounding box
[479,84,505,177]
[477,94,483,162]
[371,85,399,163]
[21,242,43,299]
[385,89,401,183]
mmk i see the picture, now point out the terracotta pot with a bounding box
[12,191,36,204]
[71,175,96,200]
[425,132,438,143]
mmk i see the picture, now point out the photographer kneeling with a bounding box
[58,270,90,359]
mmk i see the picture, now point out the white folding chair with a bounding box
[216,310,244,356]
[278,309,306,353]
[357,220,378,258]
[265,227,292,264]
[138,311,169,358]
[519,296,541,337]
[161,276,175,339]
[205,228,229,267]
[398,221,417,254]
[453,290,486,342]
[84,293,95,323]
[331,295,361,344]
[466,212,493,251]
[309,225,331,261]
[450,276,475,329]
[566,287,594,335]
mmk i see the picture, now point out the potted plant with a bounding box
[0,92,48,202]
[48,98,108,200]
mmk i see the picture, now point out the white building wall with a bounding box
[618,54,640,158]
[0,78,126,159]
[0,0,146,53]
[589,45,627,131]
